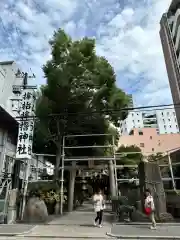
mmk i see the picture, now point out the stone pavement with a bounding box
[0,224,35,236]
[1,203,180,239]
[17,202,113,239]
[108,223,180,239]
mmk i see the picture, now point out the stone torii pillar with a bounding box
[138,161,173,221]
[109,160,116,197]
[68,161,76,212]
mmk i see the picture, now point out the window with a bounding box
[129,130,134,135]
[140,143,144,147]
[137,113,139,116]
[163,119,165,123]
[168,118,171,121]
[167,112,169,115]
[164,125,166,129]
[169,125,171,128]
[176,125,178,128]
[162,112,164,116]
[150,136,152,139]
[138,130,143,135]
[152,148,154,151]
[138,120,140,122]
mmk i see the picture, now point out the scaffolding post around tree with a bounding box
[114,148,180,194]
[59,133,117,215]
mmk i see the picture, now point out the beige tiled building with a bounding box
[118,128,180,155]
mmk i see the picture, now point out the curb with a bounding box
[106,232,180,239]
[114,222,180,226]
[17,236,107,239]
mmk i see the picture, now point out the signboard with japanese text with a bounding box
[16,89,36,159]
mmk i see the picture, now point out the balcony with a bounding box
[144,124,158,128]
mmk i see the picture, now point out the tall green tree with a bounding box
[147,152,163,162]
[116,145,143,179]
[34,29,130,188]
[116,145,143,165]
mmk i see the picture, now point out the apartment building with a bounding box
[0,61,24,176]
[160,0,180,129]
[118,128,180,155]
[0,61,23,117]
[128,94,134,108]
[119,108,179,135]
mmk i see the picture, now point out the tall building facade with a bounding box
[160,0,180,129]
[119,108,179,135]
[118,128,180,155]
[0,61,23,174]
[128,94,134,108]
[0,61,23,117]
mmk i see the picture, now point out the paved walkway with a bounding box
[18,203,113,239]
[1,203,180,239]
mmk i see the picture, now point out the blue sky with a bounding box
[0,0,173,106]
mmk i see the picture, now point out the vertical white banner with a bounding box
[16,89,36,159]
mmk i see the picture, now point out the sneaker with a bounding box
[94,221,97,226]
[150,226,157,230]
[99,224,102,228]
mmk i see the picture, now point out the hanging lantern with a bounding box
[82,183,87,190]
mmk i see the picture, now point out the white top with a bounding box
[93,194,104,212]
[145,195,155,210]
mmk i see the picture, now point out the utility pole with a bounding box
[12,72,35,190]
[12,70,37,221]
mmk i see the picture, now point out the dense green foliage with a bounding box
[147,152,163,162]
[33,29,130,168]
[116,145,143,165]
[116,145,143,179]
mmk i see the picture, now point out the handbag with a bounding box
[144,207,152,215]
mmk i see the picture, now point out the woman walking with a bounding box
[144,189,157,230]
[93,189,105,228]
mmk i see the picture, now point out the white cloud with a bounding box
[0,0,173,106]
[96,0,172,106]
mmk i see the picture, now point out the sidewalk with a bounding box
[18,203,113,239]
[108,223,180,239]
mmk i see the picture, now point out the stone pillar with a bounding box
[109,160,116,197]
[138,162,173,221]
[68,162,76,212]
[7,189,18,224]
[0,131,7,173]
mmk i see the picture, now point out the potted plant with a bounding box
[43,190,58,214]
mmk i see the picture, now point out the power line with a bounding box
[15,103,180,120]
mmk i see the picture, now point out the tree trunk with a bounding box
[68,162,76,212]
[54,144,61,180]
[108,160,116,197]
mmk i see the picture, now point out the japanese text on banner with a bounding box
[16,89,36,159]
